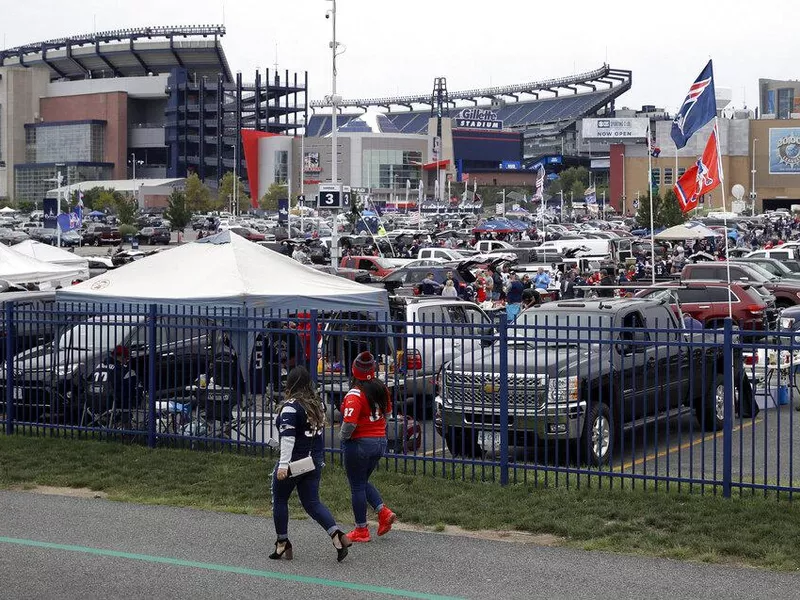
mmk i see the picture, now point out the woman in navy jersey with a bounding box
[340,352,396,543]
[270,366,352,562]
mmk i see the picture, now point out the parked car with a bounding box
[0,228,30,245]
[230,226,266,242]
[635,280,777,331]
[379,265,473,299]
[0,292,58,362]
[682,262,800,308]
[83,224,122,246]
[60,230,83,247]
[340,255,397,278]
[1,314,233,423]
[137,227,171,245]
[311,265,372,284]
[28,227,58,245]
[435,299,756,464]
[732,257,800,279]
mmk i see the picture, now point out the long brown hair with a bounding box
[351,377,389,416]
[280,366,327,430]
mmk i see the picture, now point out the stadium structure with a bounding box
[307,65,631,167]
[0,25,306,206]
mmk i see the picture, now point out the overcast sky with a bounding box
[1,0,796,113]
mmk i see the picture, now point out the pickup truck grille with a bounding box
[445,370,547,409]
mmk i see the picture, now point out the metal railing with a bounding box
[1,301,798,498]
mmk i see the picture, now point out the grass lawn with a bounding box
[1,434,800,571]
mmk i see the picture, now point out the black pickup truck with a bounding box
[435,298,756,465]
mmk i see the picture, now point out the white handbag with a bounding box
[288,455,315,477]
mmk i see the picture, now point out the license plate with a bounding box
[12,388,23,400]
[478,430,500,451]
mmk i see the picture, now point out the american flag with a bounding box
[533,163,545,201]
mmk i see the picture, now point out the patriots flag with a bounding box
[673,126,721,213]
[533,163,545,201]
[671,60,716,149]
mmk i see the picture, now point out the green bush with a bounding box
[118,224,138,237]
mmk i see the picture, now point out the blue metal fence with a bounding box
[2,299,799,498]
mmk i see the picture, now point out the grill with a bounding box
[445,371,547,409]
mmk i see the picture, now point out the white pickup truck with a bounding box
[474,240,515,253]
[531,238,611,259]
[382,247,477,268]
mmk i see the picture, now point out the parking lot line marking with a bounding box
[0,536,465,600]
[615,418,762,473]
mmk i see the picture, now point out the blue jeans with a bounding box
[343,437,387,527]
[271,454,337,539]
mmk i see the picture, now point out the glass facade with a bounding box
[25,122,105,163]
[273,150,289,185]
[777,88,795,120]
[14,164,113,204]
[362,149,422,190]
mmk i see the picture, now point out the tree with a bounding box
[184,173,211,212]
[114,196,137,226]
[94,190,117,214]
[259,182,286,212]
[569,180,586,205]
[217,171,251,213]
[657,188,687,228]
[164,191,193,230]
[636,193,661,229]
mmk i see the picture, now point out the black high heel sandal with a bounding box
[331,530,352,562]
[269,539,293,560]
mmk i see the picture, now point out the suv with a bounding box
[681,262,800,308]
[83,224,122,246]
[732,257,800,279]
[635,281,777,331]
[137,227,171,245]
[2,314,233,423]
[436,299,756,465]
[379,266,472,299]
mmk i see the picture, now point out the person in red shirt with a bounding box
[340,351,396,543]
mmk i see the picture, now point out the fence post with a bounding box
[498,313,509,486]
[147,304,157,449]
[722,318,733,498]
[309,310,319,388]
[5,302,14,435]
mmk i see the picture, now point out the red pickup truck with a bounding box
[340,256,396,278]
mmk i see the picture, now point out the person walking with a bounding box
[340,352,396,543]
[270,366,352,562]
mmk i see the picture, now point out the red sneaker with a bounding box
[347,526,371,543]
[377,507,396,536]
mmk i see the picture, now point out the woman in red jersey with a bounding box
[339,351,396,543]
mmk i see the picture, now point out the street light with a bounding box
[750,138,758,215]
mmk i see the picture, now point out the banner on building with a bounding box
[582,118,649,139]
[303,152,321,173]
[769,128,800,174]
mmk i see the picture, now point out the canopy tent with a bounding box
[12,240,90,280]
[0,206,17,213]
[0,243,82,285]
[473,219,518,234]
[88,210,106,218]
[653,222,722,241]
[57,231,389,390]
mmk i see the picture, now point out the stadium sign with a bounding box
[455,108,503,130]
[582,118,649,139]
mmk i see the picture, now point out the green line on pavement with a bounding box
[0,536,463,600]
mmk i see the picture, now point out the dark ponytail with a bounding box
[352,377,389,416]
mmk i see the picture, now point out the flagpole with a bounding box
[714,118,733,319]
[648,120,656,284]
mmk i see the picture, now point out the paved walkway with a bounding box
[0,490,798,599]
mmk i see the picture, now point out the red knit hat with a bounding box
[351,351,376,381]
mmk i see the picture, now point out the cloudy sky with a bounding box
[1,0,795,113]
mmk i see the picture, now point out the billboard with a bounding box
[582,118,649,139]
[769,128,800,174]
[303,152,321,173]
[454,108,503,130]
[43,198,58,229]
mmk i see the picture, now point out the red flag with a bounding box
[673,127,721,212]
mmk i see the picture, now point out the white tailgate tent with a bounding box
[654,222,722,241]
[0,243,82,285]
[57,231,389,387]
[12,240,90,280]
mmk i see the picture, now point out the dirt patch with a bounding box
[391,522,564,546]
[16,485,108,499]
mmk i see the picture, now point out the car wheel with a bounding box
[443,426,481,458]
[698,372,728,431]
[580,402,613,466]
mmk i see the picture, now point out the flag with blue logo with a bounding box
[671,60,716,149]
